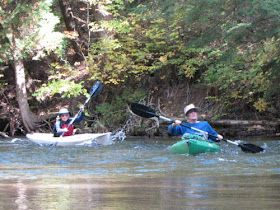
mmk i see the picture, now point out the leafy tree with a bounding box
[0,0,65,132]
[95,88,146,130]
[200,0,280,116]
[87,0,203,86]
[1,0,279,134]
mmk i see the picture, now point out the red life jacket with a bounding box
[60,122,74,136]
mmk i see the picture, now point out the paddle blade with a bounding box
[90,81,102,98]
[131,103,158,118]
[239,143,264,153]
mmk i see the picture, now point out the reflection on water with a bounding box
[0,137,279,209]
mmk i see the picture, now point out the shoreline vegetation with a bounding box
[0,0,279,137]
[1,119,279,140]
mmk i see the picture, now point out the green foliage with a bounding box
[253,98,268,112]
[33,80,88,100]
[87,0,204,85]
[0,66,8,89]
[254,37,280,99]
[184,0,280,115]
[0,74,5,89]
[1,0,279,126]
[85,0,279,117]
[95,88,146,129]
[203,36,280,113]
[0,0,66,61]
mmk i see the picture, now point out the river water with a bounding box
[0,136,279,209]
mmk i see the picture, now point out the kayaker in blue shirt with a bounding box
[54,106,85,137]
[168,104,223,141]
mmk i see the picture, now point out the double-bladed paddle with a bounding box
[131,102,264,153]
[60,81,102,137]
[50,81,102,146]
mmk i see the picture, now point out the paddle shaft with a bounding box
[163,114,264,152]
[60,81,102,137]
[157,114,217,138]
[160,114,246,145]
[131,102,264,153]
[135,105,227,140]
[61,110,81,137]
[60,102,87,137]
[63,97,91,133]
[147,110,244,146]
[143,110,210,135]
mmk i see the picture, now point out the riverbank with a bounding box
[151,119,280,139]
[210,119,280,138]
[1,118,280,140]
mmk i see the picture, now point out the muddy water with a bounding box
[0,137,279,209]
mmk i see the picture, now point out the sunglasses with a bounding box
[60,114,69,117]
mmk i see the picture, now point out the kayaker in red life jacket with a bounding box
[54,106,85,137]
[168,104,223,142]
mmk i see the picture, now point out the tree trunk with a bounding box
[91,3,115,71]
[13,55,38,133]
[93,4,114,39]
[58,0,85,60]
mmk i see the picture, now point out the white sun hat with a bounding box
[184,104,199,115]
[59,108,72,116]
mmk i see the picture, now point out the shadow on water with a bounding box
[0,136,279,209]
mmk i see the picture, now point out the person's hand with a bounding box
[80,105,84,112]
[62,128,68,132]
[173,120,182,128]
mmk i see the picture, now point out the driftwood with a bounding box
[161,119,280,138]
[208,120,280,137]
[211,120,278,126]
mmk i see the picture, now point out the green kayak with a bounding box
[170,134,220,155]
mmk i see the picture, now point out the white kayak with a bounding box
[26,132,112,146]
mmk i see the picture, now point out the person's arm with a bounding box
[204,122,223,141]
[55,121,68,133]
[73,111,85,123]
[168,120,182,135]
[73,106,85,124]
